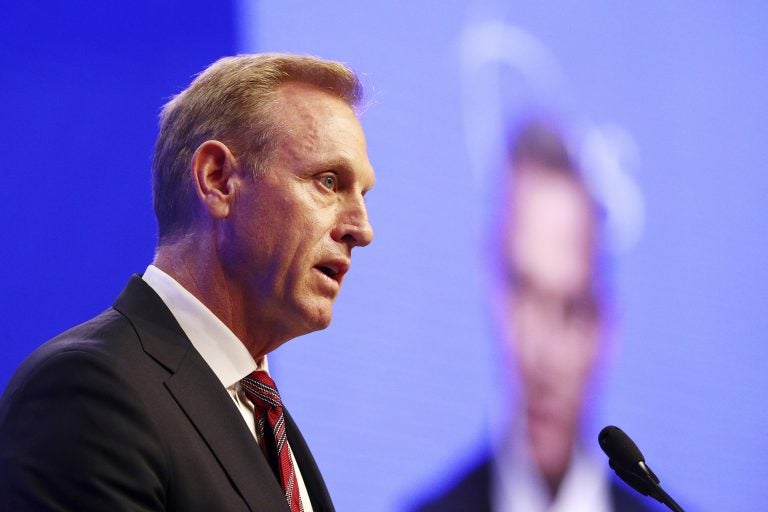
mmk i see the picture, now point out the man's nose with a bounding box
[332,199,374,249]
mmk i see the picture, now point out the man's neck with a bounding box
[152,241,273,359]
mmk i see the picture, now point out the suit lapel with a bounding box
[114,275,289,512]
[166,352,289,511]
[284,409,335,512]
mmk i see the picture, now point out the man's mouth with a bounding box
[314,260,349,284]
[317,265,339,279]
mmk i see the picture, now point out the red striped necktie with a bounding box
[241,371,304,512]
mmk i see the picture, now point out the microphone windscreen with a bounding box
[599,425,645,469]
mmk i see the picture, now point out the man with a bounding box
[416,122,654,511]
[0,53,374,511]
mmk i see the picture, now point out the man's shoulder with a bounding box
[0,304,177,511]
[47,306,135,350]
[410,455,493,512]
[27,305,135,361]
[7,274,181,393]
[1,306,140,398]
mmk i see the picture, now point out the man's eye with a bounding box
[320,175,336,190]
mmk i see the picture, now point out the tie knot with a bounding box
[241,370,284,411]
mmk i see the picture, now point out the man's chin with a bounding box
[299,301,334,333]
[274,294,336,339]
[311,313,333,331]
[527,418,572,457]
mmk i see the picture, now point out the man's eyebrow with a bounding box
[303,156,349,174]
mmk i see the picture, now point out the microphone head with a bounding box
[598,425,645,469]
[598,426,675,507]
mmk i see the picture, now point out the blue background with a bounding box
[2,2,766,511]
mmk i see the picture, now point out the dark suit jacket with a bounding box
[0,275,334,511]
[413,455,660,512]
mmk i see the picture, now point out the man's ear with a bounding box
[191,140,239,219]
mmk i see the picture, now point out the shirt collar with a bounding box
[142,264,266,388]
[493,420,612,512]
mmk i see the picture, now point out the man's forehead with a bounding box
[506,172,595,292]
[267,82,374,187]
[271,83,361,138]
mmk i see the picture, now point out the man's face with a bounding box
[221,82,374,352]
[502,167,599,480]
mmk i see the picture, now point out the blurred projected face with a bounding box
[502,167,599,482]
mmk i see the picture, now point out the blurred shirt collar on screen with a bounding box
[492,423,611,512]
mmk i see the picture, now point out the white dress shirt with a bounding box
[142,265,313,511]
[492,422,612,512]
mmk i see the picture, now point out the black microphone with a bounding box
[598,425,685,512]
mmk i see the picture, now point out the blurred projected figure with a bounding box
[416,122,653,512]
